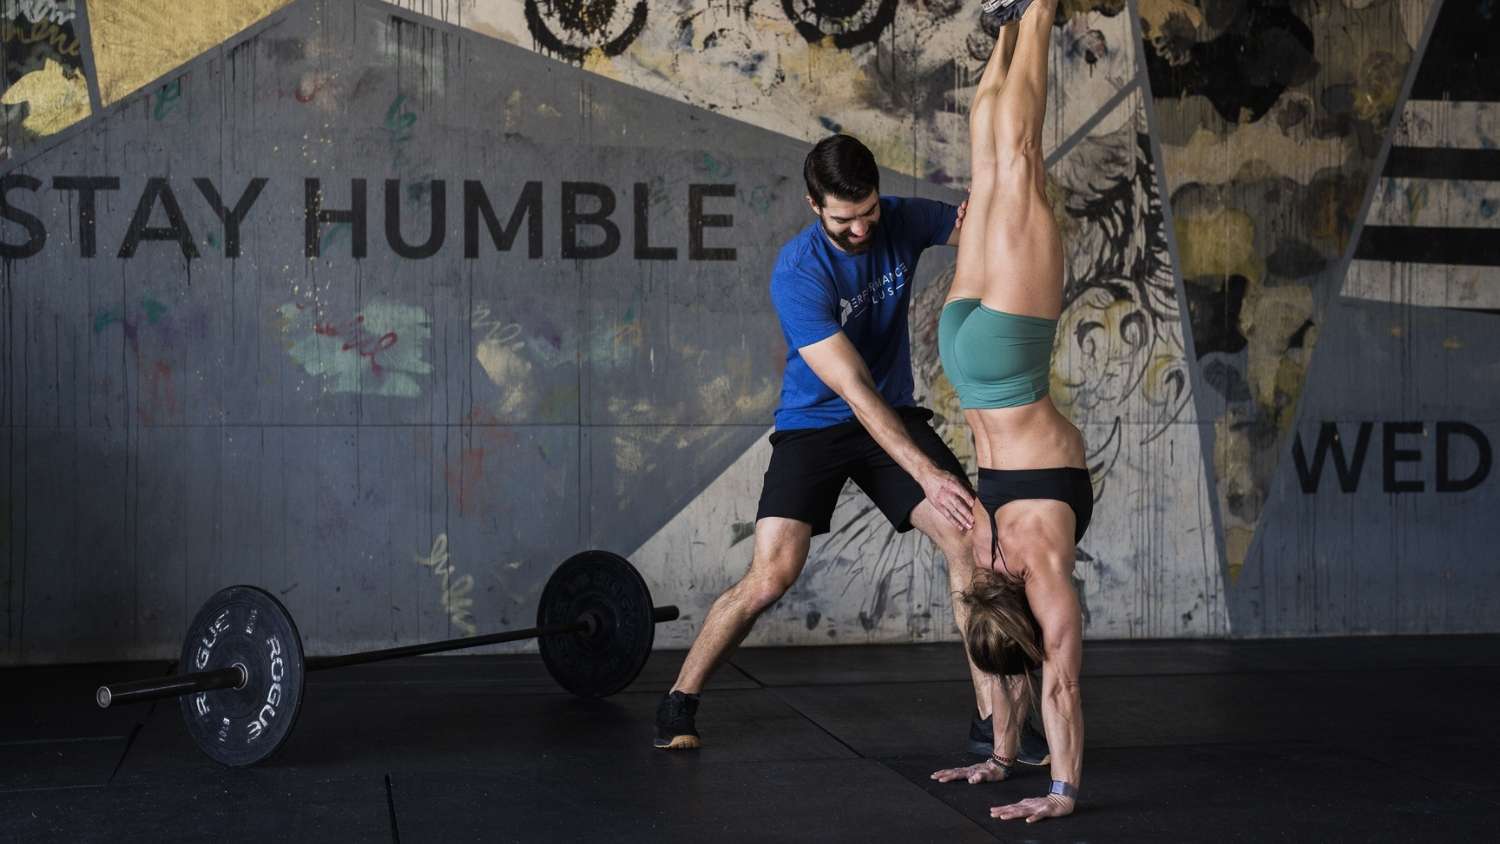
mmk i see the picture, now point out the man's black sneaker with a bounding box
[967,710,1051,765]
[967,710,995,756]
[654,690,701,750]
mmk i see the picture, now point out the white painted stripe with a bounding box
[1366,178,1500,228]
[1396,100,1500,150]
[1341,260,1500,310]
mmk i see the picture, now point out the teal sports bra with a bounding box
[937,298,1056,409]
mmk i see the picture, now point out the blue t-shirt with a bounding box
[770,195,957,430]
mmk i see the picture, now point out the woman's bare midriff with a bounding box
[964,397,1085,470]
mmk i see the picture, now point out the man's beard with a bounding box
[823,218,879,253]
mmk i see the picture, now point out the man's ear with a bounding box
[806,195,821,216]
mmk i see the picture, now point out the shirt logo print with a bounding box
[838,262,907,326]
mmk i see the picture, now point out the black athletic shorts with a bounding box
[755,406,969,536]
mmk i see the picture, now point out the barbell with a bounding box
[95,550,679,767]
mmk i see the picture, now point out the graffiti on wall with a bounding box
[397,1,1138,184]
[415,533,479,636]
[276,299,434,398]
[523,0,649,61]
[90,292,196,426]
[1143,0,1437,579]
[0,0,87,160]
[1048,104,1188,448]
[1341,1,1500,312]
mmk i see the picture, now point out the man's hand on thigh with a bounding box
[910,499,979,569]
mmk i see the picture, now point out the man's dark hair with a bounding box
[804,134,880,207]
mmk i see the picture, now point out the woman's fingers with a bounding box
[990,796,1072,823]
[930,766,968,781]
[932,763,1003,783]
[990,798,1039,818]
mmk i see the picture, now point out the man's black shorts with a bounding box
[755,406,969,536]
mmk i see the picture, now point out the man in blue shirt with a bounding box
[655,135,1046,764]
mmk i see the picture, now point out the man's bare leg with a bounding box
[670,517,811,694]
[656,517,813,749]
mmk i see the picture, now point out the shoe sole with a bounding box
[983,0,1034,26]
[968,740,1050,766]
[654,735,701,750]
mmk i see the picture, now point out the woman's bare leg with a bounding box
[978,0,1063,319]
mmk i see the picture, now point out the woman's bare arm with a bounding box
[1029,565,1083,789]
[991,560,1083,822]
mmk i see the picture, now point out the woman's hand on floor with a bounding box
[990,794,1075,822]
[929,760,1008,784]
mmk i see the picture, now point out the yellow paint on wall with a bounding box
[863,133,922,185]
[1243,284,1316,411]
[475,341,534,414]
[89,0,294,105]
[0,57,90,135]
[800,41,872,103]
[614,437,646,475]
[1164,123,1351,186]
[581,47,622,80]
[1213,416,1257,582]
[1353,51,1404,123]
[1174,206,1264,284]
[1138,0,1205,45]
[1224,526,1253,582]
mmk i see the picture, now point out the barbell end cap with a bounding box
[652,605,680,624]
[96,686,113,709]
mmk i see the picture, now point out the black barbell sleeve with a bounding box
[97,664,247,709]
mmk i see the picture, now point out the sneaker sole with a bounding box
[654,735,701,750]
[983,0,1034,27]
[969,741,1049,765]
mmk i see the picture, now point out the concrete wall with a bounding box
[1,0,1495,663]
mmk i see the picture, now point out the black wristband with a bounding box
[1049,779,1078,799]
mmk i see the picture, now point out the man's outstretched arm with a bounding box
[798,332,974,531]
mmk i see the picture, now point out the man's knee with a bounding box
[736,569,796,613]
[737,547,806,612]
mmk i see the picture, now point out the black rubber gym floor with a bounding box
[4,638,1499,842]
